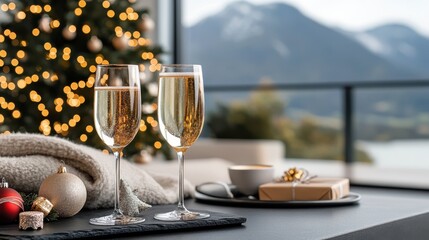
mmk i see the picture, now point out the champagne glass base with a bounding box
[89,214,145,226]
[154,210,210,221]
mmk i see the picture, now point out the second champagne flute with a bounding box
[90,64,144,225]
[155,64,210,221]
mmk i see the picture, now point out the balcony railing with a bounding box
[204,79,429,163]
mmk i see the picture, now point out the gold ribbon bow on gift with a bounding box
[278,167,317,183]
[277,167,317,200]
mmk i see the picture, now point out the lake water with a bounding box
[358,140,429,169]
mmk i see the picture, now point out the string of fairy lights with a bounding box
[0,0,164,153]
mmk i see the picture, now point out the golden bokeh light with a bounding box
[133,31,141,38]
[95,56,104,64]
[73,114,81,122]
[124,31,132,38]
[89,65,97,73]
[17,79,26,89]
[16,11,26,20]
[29,5,43,14]
[42,71,50,79]
[82,24,91,34]
[8,2,16,10]
[71,82,78,90]
[78,0,86,8]
[38,103,45,111]
[44,42,52,50]
[146,116,154,123]
[50,19,60,28]
[69,119,76,127]
[43,5,52,12]
[154,141,162,149]
[80,134,88,142]
[12,110,21,119]
[74,8,82,16]
[32,28,40,36]
[119,12,127,21]
[54,122,61,133]
[1,4,8,11]
[77,55,85,63]
[16,50,25,59]
[15,66,24,75]
[78,80,86,88]
[86,125,94,133]
[51,74,58,81]
[61,123,69,132]
[102,1,110,8]
[31,74,39,82]
[25,76,32,84]
[8,32,17,40]
[41,109,49,117]
[54,98,64,105]
[107,10,115,18]
[8,82,16,90]
[7,102,15,110]
[150,120,158,128]
[11,58,19,66]
[68,25,77,33]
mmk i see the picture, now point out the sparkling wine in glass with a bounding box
[155,64,210,221]
[90,64,144,225]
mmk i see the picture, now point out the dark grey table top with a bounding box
[2,186,429,239]
[121,186,429,240]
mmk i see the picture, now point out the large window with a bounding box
[180,1,429,170]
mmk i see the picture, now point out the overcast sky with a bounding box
[183,0,429,37]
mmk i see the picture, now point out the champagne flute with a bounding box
[155,64,210,221]
[90,64,144,225]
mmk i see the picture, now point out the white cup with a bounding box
[228,165,275,196]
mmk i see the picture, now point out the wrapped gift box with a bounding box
[259,178,349,201]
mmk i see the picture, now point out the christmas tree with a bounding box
[0,0,169,159]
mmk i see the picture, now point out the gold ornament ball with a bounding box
[112,36,128,50]
[38,166,87,218]
[87,36,103,52]
[62,26,76,40]
[39,15,52,33]
[138,14,155,32]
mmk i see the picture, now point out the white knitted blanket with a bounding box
[0,133,191,209]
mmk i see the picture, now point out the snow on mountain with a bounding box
[354,32,391,55]
[349,24,429,75]
[221,2,264,42]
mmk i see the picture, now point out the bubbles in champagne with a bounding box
[158,73,204,151]
[94,86,141,149]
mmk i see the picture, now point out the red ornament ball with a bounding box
[0,181,24,224]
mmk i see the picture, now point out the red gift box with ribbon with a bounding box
[258,178,350,201]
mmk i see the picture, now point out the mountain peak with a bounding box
[220,1,264,42]
[224,1,301,17]
[218,2,303,42]
[367,23,420,39]
[223,1,256,15]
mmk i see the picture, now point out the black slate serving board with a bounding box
[0,205,246,240]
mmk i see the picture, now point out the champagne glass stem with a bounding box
[177,151,187,212]
[113,150,123,217]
